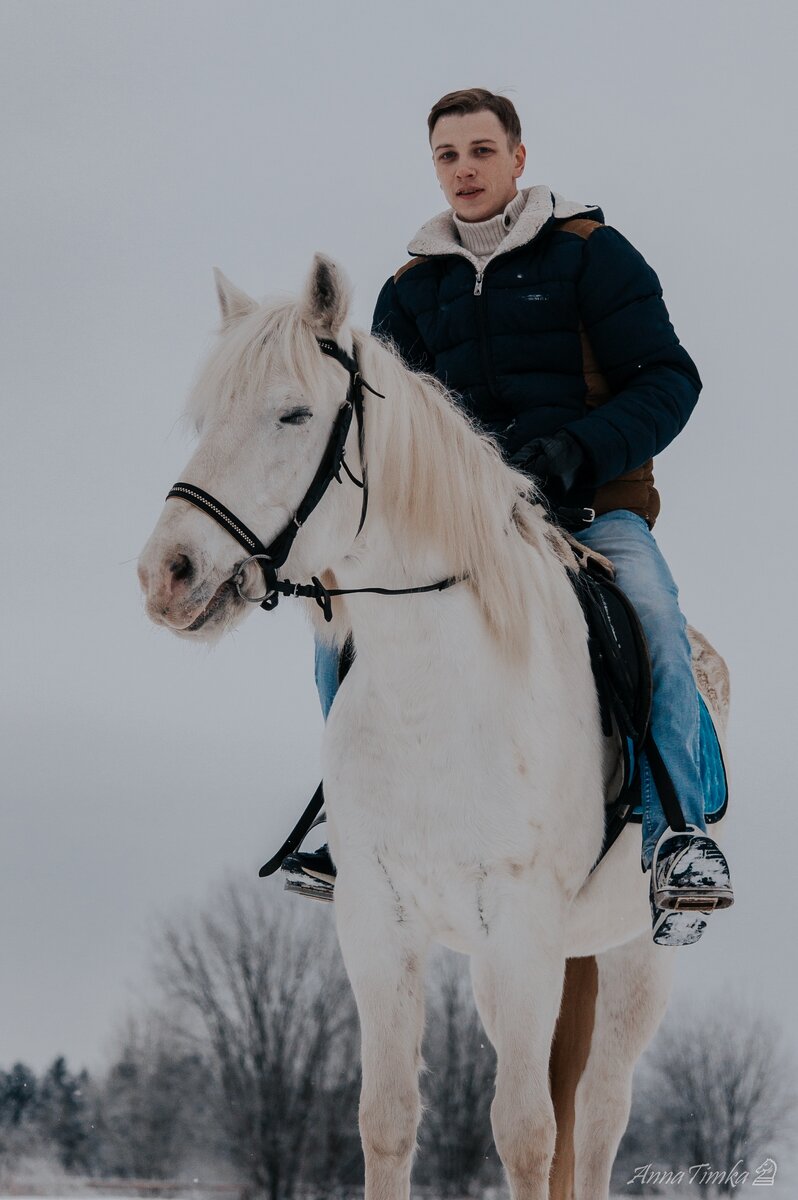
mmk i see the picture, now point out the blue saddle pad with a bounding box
[628,692,728,824]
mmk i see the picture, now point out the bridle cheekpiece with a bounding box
[165,337,461,622]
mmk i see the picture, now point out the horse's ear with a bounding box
[299,253,352,337]
[213,268,257,329]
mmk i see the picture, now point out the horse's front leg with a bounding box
[471,881,568,1200]
[334,862,429,1200]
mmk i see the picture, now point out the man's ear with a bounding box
[299,253,352,337]
[213,268,257,329]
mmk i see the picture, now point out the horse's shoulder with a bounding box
[393,256,429,283]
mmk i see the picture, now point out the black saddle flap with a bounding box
[570,566,653,749]
[594,575,653,745]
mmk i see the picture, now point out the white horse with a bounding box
[138,255,731,1200]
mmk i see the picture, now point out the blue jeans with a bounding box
[313,509,705,871]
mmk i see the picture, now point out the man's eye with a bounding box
[439,152,454,161]
[279,407,312,426]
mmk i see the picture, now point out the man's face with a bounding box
[431,110,526,222]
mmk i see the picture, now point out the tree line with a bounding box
[1,882,499,1198]
[1,879,795,1198]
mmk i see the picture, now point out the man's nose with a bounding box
[456,162,476,177]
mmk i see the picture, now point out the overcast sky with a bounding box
[2,0,796,1078]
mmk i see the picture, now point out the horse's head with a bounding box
[138,254,364,640]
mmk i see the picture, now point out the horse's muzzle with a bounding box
[137,540,244,635]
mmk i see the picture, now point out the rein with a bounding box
[166,337,463,621]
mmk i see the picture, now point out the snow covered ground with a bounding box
[0,1194,633,1199]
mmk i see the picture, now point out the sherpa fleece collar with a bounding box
[406,183,602,267]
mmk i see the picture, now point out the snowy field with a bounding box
[0,1191,495,1200]
[0,1187,642,1200]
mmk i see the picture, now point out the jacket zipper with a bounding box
[473,262,500,403]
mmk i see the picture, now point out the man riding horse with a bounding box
[285,87,733,946]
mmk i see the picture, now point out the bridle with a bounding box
[165,336,462,622]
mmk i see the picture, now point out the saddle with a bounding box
[258,551,727,880]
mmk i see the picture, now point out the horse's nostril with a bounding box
[169,553,194,584]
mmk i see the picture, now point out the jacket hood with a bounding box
[407,184,604,261]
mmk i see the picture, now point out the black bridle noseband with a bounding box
[166,337,462,622]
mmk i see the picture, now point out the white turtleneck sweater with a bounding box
[452,189,527,268]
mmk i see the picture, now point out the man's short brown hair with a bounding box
[427,88,522,148]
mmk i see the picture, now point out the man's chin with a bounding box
[452,186,520,223]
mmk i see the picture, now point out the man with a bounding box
[286,88,733,946]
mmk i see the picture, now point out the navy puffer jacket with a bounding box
[371,185,702,526]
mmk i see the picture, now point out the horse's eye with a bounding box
[279,407,312,426]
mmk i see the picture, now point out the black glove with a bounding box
[509,431,586,503]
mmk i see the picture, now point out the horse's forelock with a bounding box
[186,298,342,429]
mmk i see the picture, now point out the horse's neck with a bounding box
[333,526,466,667]
[330,514,576,703]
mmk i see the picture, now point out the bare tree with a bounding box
[417,950,500,1196]
[96,1013,219,1179]
[156,879,359,1200]
[615,997,798,1195]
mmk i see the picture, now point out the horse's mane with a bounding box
[187,297,579,660]
[356,332,578,659]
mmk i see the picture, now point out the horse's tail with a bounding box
[548,954,599,1200]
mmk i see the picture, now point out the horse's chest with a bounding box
[324,721,566,921]
[325,717,541,850]
[322,654,602,923]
